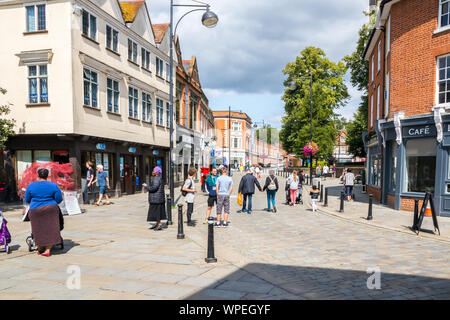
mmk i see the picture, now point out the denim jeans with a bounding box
[83,184,96,204]
[242,194,253,212]
[267,190,276,210]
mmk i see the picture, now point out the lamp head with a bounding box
[289,81,297,91]
[202,9,219,28]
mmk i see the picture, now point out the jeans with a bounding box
[267,190,276,210]
[242,194,253,212]
[83,184,96,204]
[186,202,194,222]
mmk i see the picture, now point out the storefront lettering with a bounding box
[403,125,436,138]
[408,126,430,136]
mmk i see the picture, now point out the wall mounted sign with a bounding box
[128,147,136,153]
[153,150,159,156]
[96,143,106,150]
[402,125,436,138]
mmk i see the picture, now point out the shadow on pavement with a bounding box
[325,185,371,204]
[185,263,450,300]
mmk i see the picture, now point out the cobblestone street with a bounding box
[1,172,449,300]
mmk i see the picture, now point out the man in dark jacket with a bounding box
[238,169,262,214]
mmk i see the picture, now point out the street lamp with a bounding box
[169,0,219,205]
[288,70,313,186]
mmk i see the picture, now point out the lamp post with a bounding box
[288,71,313,185]
[169,0,218,205]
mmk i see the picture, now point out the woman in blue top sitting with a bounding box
[25,168,63,257]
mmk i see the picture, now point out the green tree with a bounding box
[0,87,15,150]
[342,9,376,158]
[280,47,349,160]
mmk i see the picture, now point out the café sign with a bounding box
[402,125,436,138]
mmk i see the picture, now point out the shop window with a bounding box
[369,152,381,187]
[34,150,51,162]
[389,142,397,192]
[404,138,436,193]
[16,150,32,177]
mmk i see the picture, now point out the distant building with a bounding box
[333,129,365,163]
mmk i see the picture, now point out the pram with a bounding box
[284,183,303,205]
[0,211,11,254]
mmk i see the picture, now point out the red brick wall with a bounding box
[387,193,395,208]
[368,32,385,131]
[400,196,428,212]
[367,185,382,203]
[388,0,450,118]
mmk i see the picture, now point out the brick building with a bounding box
[364,0,450,216]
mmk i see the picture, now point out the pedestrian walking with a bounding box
[310,185,320,212]
[92,165,111,206]
[182,167,197,227]
[25,168,63,257]
[238,169,262,214]
[344,169,355,201]
[322,164,329,180]
[286,170,300,206]
[255,165,261,179]
[263,169,279,212]
[204,167,218,224]
[83,161,96,205]
[332,164,337,178]
[143,167,167,231]
[215,166,233,227]
[316,164,322,179]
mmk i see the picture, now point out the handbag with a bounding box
[237,192,243,206]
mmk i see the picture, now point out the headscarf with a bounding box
[153,166,162,175]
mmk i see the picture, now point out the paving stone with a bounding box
[216,280,274,294]
[100,280,154,294]
[140,284,198,299]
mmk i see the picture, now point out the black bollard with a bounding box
[413,199,419,230]
[367,194,373,220]
[318,180,321,190]
[177,204,185,239]
[320,184,324,202]
[352,192,356,201]
[205,220,217,263]
[323,187,328,207]
[166,195,173,225]
[339,191,344,212]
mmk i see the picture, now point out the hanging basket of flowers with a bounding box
[303,142,319,157]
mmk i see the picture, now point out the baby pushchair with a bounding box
[24,206,64,252]
[296,186,303,204]
[0,211,11,254]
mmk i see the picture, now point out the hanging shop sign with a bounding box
[402,125,436,139]
[128,147,136,153]
[96,143,106,150]
[153,150,159,156]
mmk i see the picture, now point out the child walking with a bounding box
[310,185,320,212]
[182,168,197,226]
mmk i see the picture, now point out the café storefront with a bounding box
[379,111,450,216]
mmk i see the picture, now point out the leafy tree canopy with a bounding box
[0,87,15,150]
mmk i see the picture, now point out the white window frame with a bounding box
[106,77,120,114]
[156,98,164,125]
[128,38,138,63]
[232,121,241,132]
[128,86,139,119]
[142,91,152,122]
[83,67,99,108]
[436,53,450,107]
[377,85,380,120]
[27,63,48,104]
[439,0,450,28]
[24,2,46,32]
[377,42,381,73]
[370,94,374,128]
[81,9,97,41]
[385,73,390,117]
[141,48,151,70]
[386,16,391,56]
[106,24,119,52]
[371,55,374,83]
[156,57,164,77]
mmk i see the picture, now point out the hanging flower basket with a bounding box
[303,142,319,157]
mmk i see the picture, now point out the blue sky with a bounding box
[147,0,369,129]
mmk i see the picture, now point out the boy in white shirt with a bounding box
[182,167,197,226]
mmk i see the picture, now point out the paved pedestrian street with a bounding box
[1,172,449,300]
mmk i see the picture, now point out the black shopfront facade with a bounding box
[377,110,450,217]
[6,134,168,199]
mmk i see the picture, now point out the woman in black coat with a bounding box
[142,166,166,231]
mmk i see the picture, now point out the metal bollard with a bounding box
[352,192,356,201]
[166,195,173,225]
[205,220,217,263]
[323,187,328,207]
[320,184,324,202]
[339,191,344,212]
[413,199,419,230]
[318,180,320,190]
[177,204,185,239]
[367,194,373,220]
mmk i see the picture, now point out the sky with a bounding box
[146,0,369,129]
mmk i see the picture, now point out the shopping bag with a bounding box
[237,192,243,206]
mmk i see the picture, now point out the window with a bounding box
[377,42,381,72]
[141,48,150,70]
[175,83,182,123]
[389,141,398,192]
[386,16,391,55]
[166,63,170,81]
[404,138,436,193]
[233,137,241,149]
[106,25,119,52]
[107,78,119,113]
[156,57,164,77]
[190,94,198,129]
[440,0,450,28]
[128,39,138,63]
[377,85,380,120]
[128,87,138,118]
[370,94,374,128]
[371,55,374,82]
[28,64,48,104]
[369,151,381,187]
[83,68,98,108]
[82,9,96,40]
[232,122,241,131]
[438,55,450,105]
[166,102,170,127]
[142,92,152,122]
[26,4,46,32]
[385,73,390,117]
[156,98,164,125]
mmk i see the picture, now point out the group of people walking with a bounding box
[83,161,111,206]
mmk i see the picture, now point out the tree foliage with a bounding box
[280,47,349,160]
[0,87,15,150]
